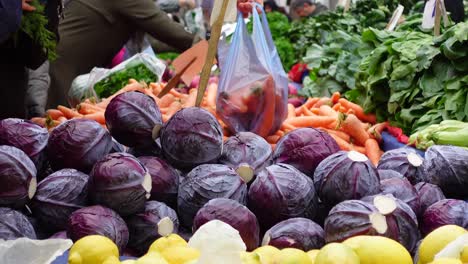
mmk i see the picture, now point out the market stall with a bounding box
[0,0,467,263]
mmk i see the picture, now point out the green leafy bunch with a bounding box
[19,0,57,61]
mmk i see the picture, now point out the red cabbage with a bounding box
[248,164,318,231]
[193,198,260,251]
[326,195,420,252]
[138,156,179,209]
[262,217,325,251]
[421,199,468,235]
[0,118,48,169]
[377,148,425,184]
[178,164,247,227]
[161,107,223,170]
[31,169,89,231]
[105,91,163,148]
[361,194,420,251]
[127,201,179,255]
[0,145,37,208]
[413,182,446,216]
[219,132,272,183]
[0,207,36,240]
[380,177,420,215]
[273,128,340,177]
[313,151,380,208]
[422,145,468,199]
[68,205,129,251]
[47,119,113,173]
[90,153,152,216]
[49,230,68,239]
[378,169,404,181]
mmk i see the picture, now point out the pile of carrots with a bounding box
[31,79,388,165]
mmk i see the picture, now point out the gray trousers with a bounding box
[26,61,50,118]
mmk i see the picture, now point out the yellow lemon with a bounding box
[419,225,467,264]
[461,245,468,263]
[253,245,280,264]
[276,248,313,264]
[136,252,169,264]
[315,243,359,264]
[160,246,200,264]
[429,258,463,264]
[240,251,261,264]
[68,235,120,264]
[149,234,188,253]
[121,260,137,264]
[307,249,320,264]
[343,236,412,264]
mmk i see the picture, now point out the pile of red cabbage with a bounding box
[273,128,339,177]
[105,91,163,148]
[161,107,223,170]
[90,152,152,216]
[219,132,272,183]
[47,119,113,173]
[248,164,318,230]
[313,151,380,208]
[0,145,37,208]
[178,164,247,227]
[31,169,89,231]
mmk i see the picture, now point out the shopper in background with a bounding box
[0,0,60,119]
[291,0,328,18]
[47,0,203,108]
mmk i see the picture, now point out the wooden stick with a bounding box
[434,0,441,36]
[195,0,230,107]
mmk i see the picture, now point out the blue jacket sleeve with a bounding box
[0,0,23,42]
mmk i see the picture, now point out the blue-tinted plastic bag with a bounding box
[216,5,288,137]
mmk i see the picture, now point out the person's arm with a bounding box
[115,0,199,52]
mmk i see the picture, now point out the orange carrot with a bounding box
[166,101,182,117]
[281,123,297,131]
[223,136,229,141]
[205,83,218,107]
[160,94,175,108]
[352,145,367,154]
[319,105,338,119]
[266,135,280,144]
[57,116,68,123]
[328,133,353,151]
[304,97,319,108]
[322,128,351,142]
[338,98,377,123]
[275,130,285,137]
[365,138,382,166]
[162,114,170,123]
[285,116,336,128]
[83,112,105,124]
[331,92,341,104]
[270,144,276,151]
[302,106,315,116]
[312,97,332,108]
[46,109,64,120]
[339,113,370,146]
[251,76,275,137]
[295,107,303,116]
[332,103,342,111]
[58,105,82,119]
[31,117,46,127]
[169,89,184,98]
[310,108,320,115]
[96,82,144,108]
[183,89,197,108]
[368,122,389,141]
[287,104,296,119]
[77,103,104,115]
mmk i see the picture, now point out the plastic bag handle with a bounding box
[252,3,275,51]
[218,13,248,91]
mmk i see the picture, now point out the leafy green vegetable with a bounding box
[94,64,158,98]
[19,0,57,61]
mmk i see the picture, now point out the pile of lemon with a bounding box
[67,225,467,264]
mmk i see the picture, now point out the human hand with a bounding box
[237,0,263,17]
[22,0,36,11]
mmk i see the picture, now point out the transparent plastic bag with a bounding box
[0,238,72,264]
[76,53,166,103]
[216,6,288,137]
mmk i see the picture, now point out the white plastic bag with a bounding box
[0,238,72,264]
